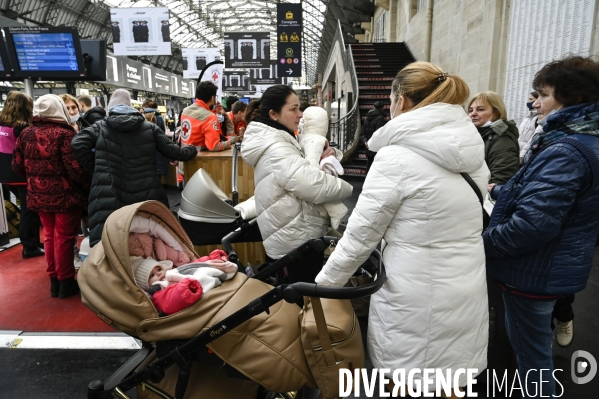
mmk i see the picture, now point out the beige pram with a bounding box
[79,200,385,399]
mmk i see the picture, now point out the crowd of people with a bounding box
[1,54,598,398]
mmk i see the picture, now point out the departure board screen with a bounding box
[13,33,78,71]
[3,26,84,79]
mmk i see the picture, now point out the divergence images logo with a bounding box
[571,350,597,384]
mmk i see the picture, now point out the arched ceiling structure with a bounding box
[0,0,374,85]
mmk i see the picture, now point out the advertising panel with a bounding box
[224,32,270,68]
[223,70,250,92]
[250,60,288,85]
[277,4,302,77]
[110,7,171,56]
[181,48,220,79]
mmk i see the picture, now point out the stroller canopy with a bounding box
[178,169,240,223]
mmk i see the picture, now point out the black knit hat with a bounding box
[373,101,384,109]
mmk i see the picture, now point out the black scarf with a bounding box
[254,117,296,140]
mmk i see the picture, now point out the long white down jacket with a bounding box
[241,121,353,259]
[315,103,489,388]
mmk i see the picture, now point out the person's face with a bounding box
[527,94,536,103]
[270,93,302,132]
[148,265,166,286]
[468,100,495,127]
[533,86,562,118]
[65,100,79,117]
[236,110,246,122]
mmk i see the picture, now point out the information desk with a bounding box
[182,148,265,265]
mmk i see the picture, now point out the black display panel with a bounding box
[80,39,107,81]
[3,26,85,80]
[0,34,12,79]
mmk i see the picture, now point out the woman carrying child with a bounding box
[241,85,352,283]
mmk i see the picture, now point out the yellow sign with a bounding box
[285,11,294,20]
[290,32,300,42]
[279,32,288,42]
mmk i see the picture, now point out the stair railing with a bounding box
[327,21,360,161]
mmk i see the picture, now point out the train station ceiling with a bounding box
[0,0,374,85]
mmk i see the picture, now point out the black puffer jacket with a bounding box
[71,104,197,246]
[83,106,107,125]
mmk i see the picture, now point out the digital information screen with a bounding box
[13,32,79,71]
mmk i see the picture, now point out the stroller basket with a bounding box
[87,232,386,399]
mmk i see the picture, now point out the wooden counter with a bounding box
[182,148,265,265]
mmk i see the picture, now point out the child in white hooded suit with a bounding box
[298,107,348,229]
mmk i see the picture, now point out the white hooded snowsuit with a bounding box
[315,103,489,389]
[298,107,348,229]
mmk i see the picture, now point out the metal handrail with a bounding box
[327,21,360,158]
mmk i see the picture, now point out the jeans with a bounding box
[502,291,557,398]
[39,210,81,280]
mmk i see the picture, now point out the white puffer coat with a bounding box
[241,121,352,259]
[315,103,489,388]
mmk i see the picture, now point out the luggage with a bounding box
[300,297,364,399]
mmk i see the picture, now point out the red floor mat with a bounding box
[0,245,114,333]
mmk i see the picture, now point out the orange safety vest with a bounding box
[180,100,228,151]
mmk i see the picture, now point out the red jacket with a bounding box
[12,117,90,213]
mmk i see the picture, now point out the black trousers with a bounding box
[3,185,41,249]
[553,293,575,323]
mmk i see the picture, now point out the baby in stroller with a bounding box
[79,200,380,399]
[131,255,238,315]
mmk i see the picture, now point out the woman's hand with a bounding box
[320,141,337,161]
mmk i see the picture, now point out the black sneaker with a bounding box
[59,277,80,299]
[22,247,45,259]
[50,277,59,298]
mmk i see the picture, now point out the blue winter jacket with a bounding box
[484,103,599,295]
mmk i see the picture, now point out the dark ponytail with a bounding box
[245,100,262,125]
[245,85,297,125]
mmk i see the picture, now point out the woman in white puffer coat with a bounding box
[241,85,352,283]
[315,62,489,397]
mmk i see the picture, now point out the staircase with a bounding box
[342,42,416,178]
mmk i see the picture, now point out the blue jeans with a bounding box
[502,291,557,398]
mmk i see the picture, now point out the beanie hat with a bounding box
[130,256,173,291]
[107,89,132,109]
[373,101,384,109]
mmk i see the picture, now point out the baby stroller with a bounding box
[80,200,385,399]
[178,143,262,246]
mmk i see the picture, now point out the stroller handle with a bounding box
[222,218,259,263]
[281,245,386,302]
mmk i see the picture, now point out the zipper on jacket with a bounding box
[311,314,356,352]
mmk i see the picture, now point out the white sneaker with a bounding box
[556,320,574,348]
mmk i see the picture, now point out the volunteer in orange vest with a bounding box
[227,100,248,141]
[180,81,232,151]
